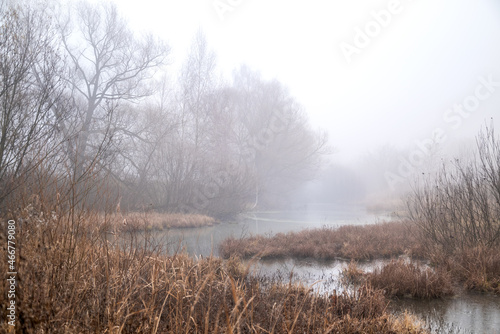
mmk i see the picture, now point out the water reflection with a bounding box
[248,258,386,294]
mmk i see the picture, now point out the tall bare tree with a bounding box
[0,1,64,204]
[146,31,221,211]
[107,75,179,210]
[57,1,169,182]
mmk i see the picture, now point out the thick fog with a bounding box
[103,0,500,207]
[4,0,500,214]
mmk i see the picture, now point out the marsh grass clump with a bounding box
[366,259,454,299]
[220,217,499,295]
[340,260,454,300]
[110,211,216,231]
[428,246,500,294]
[219,221,423,261]
[340,260,367,286]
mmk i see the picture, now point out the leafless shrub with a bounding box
[405,126,500,293]
[406,126,500,252]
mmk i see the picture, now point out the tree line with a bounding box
[0,0,328,217]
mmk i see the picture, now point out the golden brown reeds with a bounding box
[0,204,429,333]
[108,211,216,231]
[427,246,500,294]
[220,220,500,295]
[365,259,454,299]
[219,221,424,261]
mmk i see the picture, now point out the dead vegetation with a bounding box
[219,221,424,261]
[427,246,500,294]
[342,260,454,299]
[405,126,500,294]
[0,203,429,334]
[109,211,217,231]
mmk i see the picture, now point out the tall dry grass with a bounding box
[341,260,454,300]
[427,246,500,294]
[0,203,429,333]
[109,211,216,231]
[365,259,454,299]
[219,221,425,261]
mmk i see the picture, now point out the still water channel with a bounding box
[135,204,499,334]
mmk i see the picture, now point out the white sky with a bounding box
[106,0,500,163]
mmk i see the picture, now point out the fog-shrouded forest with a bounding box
[0,0,329,218]
[2,1,500,333]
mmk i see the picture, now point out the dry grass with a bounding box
[428,246,500,294]
[219,221,425,261]
[0,204,429,333]
[109,211,217,231]
[341,259,454,299]
[340,260,367,286]
[365,259,454,299]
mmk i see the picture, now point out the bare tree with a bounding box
[108,75,179,210]
[142,31,222,211]
[179,30,218,151]
[56,1,169,183]
[172,65,329,215]
[0,1,64,204]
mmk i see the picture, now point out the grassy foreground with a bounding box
[0,206,428,333]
